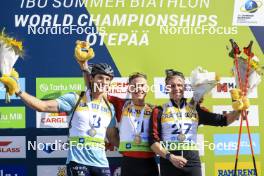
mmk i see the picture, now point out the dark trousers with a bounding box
[121,156,159,176]
[160,158,202,176]
[67,161,111,176]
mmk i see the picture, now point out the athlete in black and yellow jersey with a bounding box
[149,70,241,176]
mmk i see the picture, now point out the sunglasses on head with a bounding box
[165,69,184,77]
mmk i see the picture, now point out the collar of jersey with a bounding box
[169,98,187,109]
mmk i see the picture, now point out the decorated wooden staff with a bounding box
[229,39,263,176]
[0,29,23,103]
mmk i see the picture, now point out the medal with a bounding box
[129,102,146,145]
[134,134,142,144]
[88,128,97,137]
[177,133,186,142]
[169,101,187,142]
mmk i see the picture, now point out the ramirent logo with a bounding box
[215,162,261,176]
[217,169,256,176]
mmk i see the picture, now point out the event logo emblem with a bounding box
[57,167,66,176]
[240,0,263,13]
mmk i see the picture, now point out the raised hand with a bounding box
[74,40,95,64]
[0,68,20,96]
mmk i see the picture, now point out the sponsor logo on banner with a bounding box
[0,165,26,176]
[36,78,84,99]
[213,133,260,155]
[215,162,261,176]
[154,77,193,99]
[211,77,257,98]
[108,77,130,99]
[213,105,259,126]
[36,111,69,128]
[35,136,68,158]
[37,165,66,176]
[0,107,26,129]
[233,0,264,26]
[0,136,26,158]
[0,78,26,100]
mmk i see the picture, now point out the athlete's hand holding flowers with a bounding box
[0,29,23,103]
[74,40,95,71]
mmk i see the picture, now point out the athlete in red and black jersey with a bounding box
[108,76,159,176]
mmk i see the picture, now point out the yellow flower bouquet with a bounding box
[0,29,23,102]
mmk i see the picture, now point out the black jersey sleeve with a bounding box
[197,105,227,126]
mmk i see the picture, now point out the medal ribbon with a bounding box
[168,101,186,140]
[129,101,146,136]
[86,89,104,130]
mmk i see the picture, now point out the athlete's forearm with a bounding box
[79,61,91,88]
[107,128,119,147]
[226,110,241,125]
[16,90,59,112]
[150,142,169,159]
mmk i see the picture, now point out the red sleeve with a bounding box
[107,95,126,122]
[149,106,163,145]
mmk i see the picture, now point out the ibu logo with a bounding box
[242,0,263,13]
